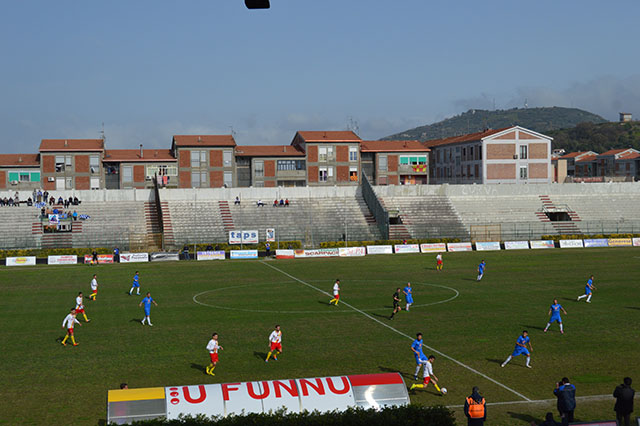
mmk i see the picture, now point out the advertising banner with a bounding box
[583,239,609,248]
[107,373,409,424]
[633,237,640,247]
[559,239,584,248]
[83,254,115,264]
[530,240,555,249]
[607,238,632,247]
[266,229,275,242]
[150,252,180,262]
[394,244,420,254]
[275,249,295,259]
[48,255,78,265]
[420,243,447,253]
[6,256,36,266]
[48,214,60,225]
[338,247,366,257]
[119,253,149,263]
[366,245,393,255]
[447,242,473,252]
[475,241,501,251]
[229,230,259,244]
[197,251,226,261]
[294,248,340,258]
[230,250,258,259]
[504,241,529,250]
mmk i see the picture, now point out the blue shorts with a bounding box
[415,354,426,365]
[585,287,591,295]
[144,308,151,316]
[549,315,562,323]
[133,283,140,288]
[512,346,530,357]
[406,295,414,304]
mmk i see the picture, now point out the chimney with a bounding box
[140,144,143,159]
[198,136,202,143]
[283,145,286,153]
[18,156,23,163]
[64,139,68,147]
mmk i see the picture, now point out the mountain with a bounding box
[547,121,640,153]
[381,107,607,141]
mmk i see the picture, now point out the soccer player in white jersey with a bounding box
[61,308,82,346]
[205,333,223,376]
[89,274,98,301]
[410,355,442,393]
[329,279,340,305]
[436,253,443,271]
[265,325,282,362]
[75,292,90,322]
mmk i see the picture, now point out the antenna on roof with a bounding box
[100,122,106,142]
[524,98,528,109]
[347,116,359,134]
[229,126,237,138]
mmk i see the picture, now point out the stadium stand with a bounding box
[0,205,42,249]
[70,201,148,248]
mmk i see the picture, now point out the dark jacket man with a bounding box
[614,377,635,426]
[554,378,576,426]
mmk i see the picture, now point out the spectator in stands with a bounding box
[41,207,46,217]
[285,198,289,207]
[37,190,42,202]
[464,386,486,425]
[183,245,191,260]
[554,377,576,426]
[257,199,264,207]
[63,199,69,208]
[614,377,635,426]
[113,247,120,263]
[206,244,213,251]
[49,196,54,206]
[14,192,19,204]
[273,199,278,207]
[43,190,48,201]
[279,199,284,206]
[73,196,79,205]
[57,196,63,205]
[234,196,240,205]
[27,197,33,207]
[72,210,78,221]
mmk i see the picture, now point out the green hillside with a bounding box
[547,121,640,153]
[381,107,606,141]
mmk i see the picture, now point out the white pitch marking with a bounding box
[446,393,638,409]
[260,260,532,402]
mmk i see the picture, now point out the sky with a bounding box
[1,0,639,153]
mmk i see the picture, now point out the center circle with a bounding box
[193,279,459,314]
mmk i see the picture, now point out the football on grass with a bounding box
[441,387,447,395]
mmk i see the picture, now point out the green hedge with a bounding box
[541,233,640,242]
[319,238,460,248]
[129,405,455,426]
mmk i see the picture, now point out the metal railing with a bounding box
[361,174,389,239]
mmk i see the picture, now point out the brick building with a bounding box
[171,135,236,188]
[103,149,177,189]
[0,154,41,190]
[234,145,306,187]
[360,140,430,185]
[426,126,552,184]
[39,139,105,190]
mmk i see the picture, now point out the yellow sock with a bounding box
[410,384,424,390]
[83,313,89,322]
[266,352,272,361]
[330,298,337,304]
[274,351,279,359]
[434,383,441,392]
[71,335,77,344]
[210,366,215,372]
[62,335,68,344]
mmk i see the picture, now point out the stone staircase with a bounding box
[219,201,234,233]
[537,195,582,235]
[160,201,175,248]
[42,233,73,248]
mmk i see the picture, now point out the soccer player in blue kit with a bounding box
[411,332,426,380]
[544,298,568,334]
[577,275,596,303]
[501,330,533,368]
[129,271,141,295]
[139,292,158,326]
[477,260,486,281]
[403,282,414,311]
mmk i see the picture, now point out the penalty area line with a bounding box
[260,260,532,402]
[446,393,630,409]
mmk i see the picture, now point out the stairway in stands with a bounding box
[42,233,73,248]
[144,201,163,250]
[537,195,582,234]
[389,224,411,240]
[218,201,234,233]
[159,201,175,248]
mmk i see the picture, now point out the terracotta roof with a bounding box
[422,128,509,148]
[40,139,104,152]
[575,154,597,163]
[296,131,361,142]
[235,145,305,157]
[617,150,640,160]
[0,154,40,167]
[598,148,637,157]
[172,135,236,147]
[103,149,176,162]
[560,151,590,159]
[360,140,430,152]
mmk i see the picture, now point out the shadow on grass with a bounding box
[378,366,414,382]
[370,312,391,320]
[98,419,106,426]
[191,363,207,374]
[486,358,504,365]
[130,318,142,324]
[560,297,577,302]
[625,306,640,311]
[254,351,268,360]
[507,411,540,424]
[521,324,545,331]
[317,300,331,306]
[461,278,479,282]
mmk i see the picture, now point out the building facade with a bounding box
[171,135,236,189]
[360,140,430,185]
[39,139,105,190]
[0,154,41,190]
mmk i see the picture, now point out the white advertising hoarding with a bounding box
[294,248,340,258]
[420,243,447,253]
[338,247,366,257]
[530,240,555,249]
[559,239,584,248]
[197,251,226,261]
[394,244,420,254]
[275,249,295,259]
[48,255,78,265]
[119,253,149,263]
[447,242,473,252]
[6,256,36,266]
[229,230,259,244]
[475,242,501,251]
[366,245,393,255]
[504,241,530,250]
[230,250,258,259]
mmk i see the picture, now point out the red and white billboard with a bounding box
[338,247,366,257]
[276,249,295,259]
[48,255,77,265]
[447,242,473,252]
[84,254,115,264]
[420,243,447,253]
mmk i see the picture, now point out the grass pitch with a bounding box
[0,248,639,425]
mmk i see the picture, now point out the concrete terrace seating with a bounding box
[0,205,41,249]
[70,201,147,248]
[228,197,381,244]
[546,194,640,234]
[166,201,227,244]
[379,195,469,239]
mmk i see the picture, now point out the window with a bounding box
[90,155,100,174]
[349,147,358,162]
[327,146,334,161]
[65,177,73,189]
[475,164,479,178]
[55,156,65,172]
[400,156,427,165]
[349,166,358,182]
[520,145,528,160]
[223,150,233,167]
[277,160,305,171]
[479,145,482,160]
[223,171,233,187]
[520,165,528,180]
[254,160,264,177]
[191,150,207,168]
[378,176,387,185]
[31,172,40,182]
[90,177,100,189]
[319,167,328,182]
[146,165,178,179]
[191,171,206,187]
[122,166,133,182]
[470,146,474,160]
[318,147,327,162]
[462,147,466,160]
[379,155,387,171]
[19,172,29,182]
